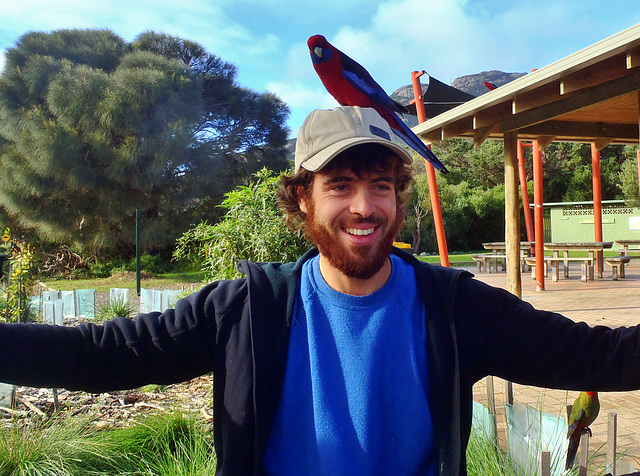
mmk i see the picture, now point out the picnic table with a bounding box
[474,242,534,273]
[615,239,640,256]
[543,242,613,282]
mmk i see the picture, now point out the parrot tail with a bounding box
[565,435,580,470]
[391,118,449,173]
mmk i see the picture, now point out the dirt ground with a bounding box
[1,374,214,429]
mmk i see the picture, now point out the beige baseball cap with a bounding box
[294,106,413,173]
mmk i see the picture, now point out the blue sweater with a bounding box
[264,255,436,475]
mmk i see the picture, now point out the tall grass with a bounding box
[0,411,216,475]
[94,296,135,322]
[0,415,110,476]
[466,429,516,476]
[98,411,217,475]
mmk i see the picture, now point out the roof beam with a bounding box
[500,69,640,133]
[512,81,561,114]
[442,117,474,139]
[626,46,640,69]
[518,120,639,141]
[419,128,443,144]
[560,54,628,95]
[473,103,512,129]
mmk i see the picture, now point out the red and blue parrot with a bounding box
[307,34,448,173]
[565,391,600,470]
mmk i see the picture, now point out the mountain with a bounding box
[451,70,526,97]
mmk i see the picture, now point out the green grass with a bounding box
[95,296,136,322]
[416,251,485,266]
[0,411,216,476]
[42,271,205,293]
[466,431,515,476]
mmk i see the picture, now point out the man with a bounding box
[1,106,640,475]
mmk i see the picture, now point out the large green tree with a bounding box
[0,29,290,256]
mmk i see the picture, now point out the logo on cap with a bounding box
[369,125,391,142]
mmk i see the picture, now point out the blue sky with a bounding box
[1,0,639,138]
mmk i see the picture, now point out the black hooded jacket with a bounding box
[2,248,640,475]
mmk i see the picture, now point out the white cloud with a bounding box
[266,81,335,109]
[309,0,640,96]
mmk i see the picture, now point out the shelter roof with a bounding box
[413,23,640,149]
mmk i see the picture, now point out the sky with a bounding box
[1,0,639,138]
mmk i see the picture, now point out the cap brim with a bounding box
[300,137,413,172]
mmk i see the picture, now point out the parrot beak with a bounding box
[314,46,323,58]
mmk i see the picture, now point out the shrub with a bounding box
[95,296,135,322]
[174,168,311,281]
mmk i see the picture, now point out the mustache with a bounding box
[339,215,384,228]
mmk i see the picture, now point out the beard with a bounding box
[304,198,404,280]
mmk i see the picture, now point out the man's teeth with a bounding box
[346,227,374,236]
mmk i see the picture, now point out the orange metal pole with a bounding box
[591,143,603,276]
[518,141,534,243]
[532,140,545,291]
[411,70,449,267]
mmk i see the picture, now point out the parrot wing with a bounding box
[339,53,408,115]
[567,408,586,438]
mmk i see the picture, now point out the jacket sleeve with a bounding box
[0,278,247,393]
[454,276,640,392]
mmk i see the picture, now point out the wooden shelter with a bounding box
[413,23,640,297]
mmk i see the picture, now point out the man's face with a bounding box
[297,166,403,280]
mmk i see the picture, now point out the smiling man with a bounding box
[2,106,640,476]
[284,107,412,295]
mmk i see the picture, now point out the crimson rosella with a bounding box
[566,391,600,470]
[307,34,448,173]
[483,81,497,91]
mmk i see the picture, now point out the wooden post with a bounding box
[540,450,551,476]
[591,144,604,277]
[411,71,449,267]
[504,131,521,298]
[505,380,513,405]
[579,429,589,476]
[533,140,545,291]
[485,375,499,444]
[607,412,618,476]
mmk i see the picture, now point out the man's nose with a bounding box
[349,188,375,217]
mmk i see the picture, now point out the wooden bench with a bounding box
[525,256,592,282]
[604,256,632,280]
[472,253,505,273]
[524,256,550,279]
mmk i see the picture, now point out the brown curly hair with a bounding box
[278,143,414,232]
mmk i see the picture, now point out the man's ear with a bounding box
[296,185,308,214]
